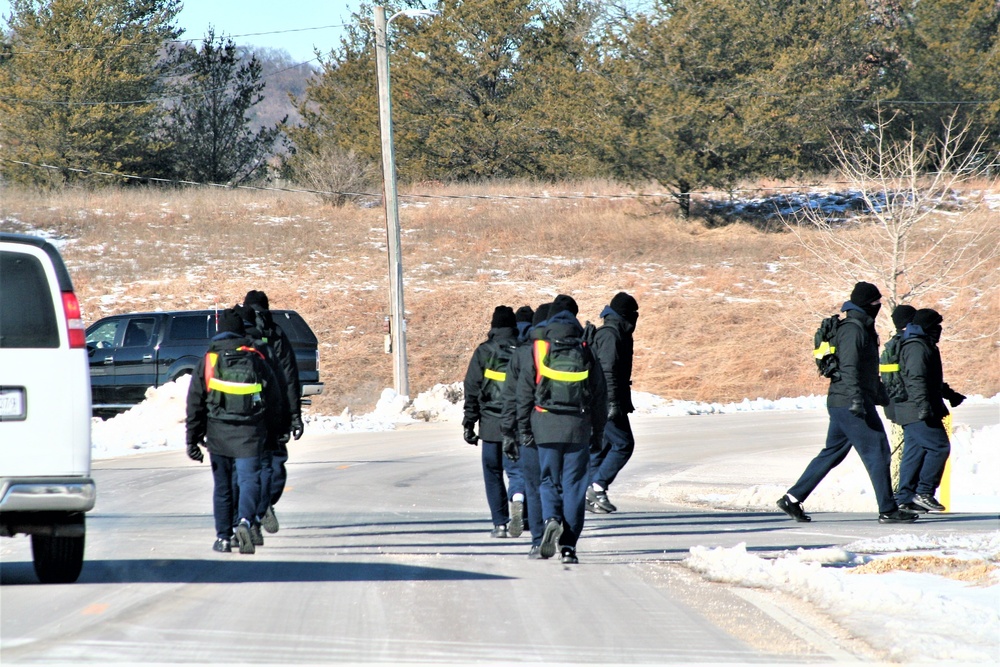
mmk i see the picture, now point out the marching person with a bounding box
[587,292,639,514]
[893,308,965,514]
[776,282,917,524]
[515,294,607,563]
[463,306,525,538]
[186,308,283,554]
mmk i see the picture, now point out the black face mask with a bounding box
[863,302,882,319]
[925,324,942,344]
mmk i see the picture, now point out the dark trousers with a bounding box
[896,420,950,503]
[788,404,897,514]
[211,453,262,540]
[520,442,544,546]
[481,440,511,526]
[590,414,635,490]
[258,438,289,518]
[538,440,589,548]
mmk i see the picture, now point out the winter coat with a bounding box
[892,324,949,426]
[514,311,607,445]
[593,307,636,414]
[463,326,519,443]
[500,338,533,442]
[827,302,884,408]
[186,333,283,459]
[251,306,301,421]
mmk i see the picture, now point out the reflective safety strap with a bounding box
[814,342,836,359]
[208,378,263,395]
[205,352,218,389]
[534,339,588,382]
[484,368,506,382]
[879,363,900,373]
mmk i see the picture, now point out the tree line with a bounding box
[2,0,998,215]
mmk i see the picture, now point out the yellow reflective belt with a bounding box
[208,378,262,395]
[534,339,589,383]
[484,369,506,382]
[879,363,899,373]
[814,342,835,359]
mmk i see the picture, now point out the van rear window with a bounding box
[0,251,59,348]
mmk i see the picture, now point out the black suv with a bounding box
[85,309,323,414]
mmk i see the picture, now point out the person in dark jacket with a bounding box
[501,303,549,558]
[186,308,283,554]
[241,290,303,535]
[777,282,917,524]
[587,292,639,514]
[463,306,525,538]
[884,304,917,486]
[514,294,607,563]
[893,309,965,513]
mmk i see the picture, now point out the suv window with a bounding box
[0,251,59,348]
[170,314,211,340]
[122,318,155,348]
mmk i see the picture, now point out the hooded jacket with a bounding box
[593,306,636,414]
[892,323,948,426]
[514,310,607,445]
[463,325,519,442]
[247,305,301,422]
[827,302,884,408]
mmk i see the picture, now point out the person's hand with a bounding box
[848,398,866,419]
[463,423,479,445]
[519,430,535,448]
[291,414,304,440]
[187,441,204,463]
[949,392,966,408]
[502,435,519,462]
[607,402,621,420]
[917,404,931,421]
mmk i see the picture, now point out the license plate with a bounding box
[0,387,26,420]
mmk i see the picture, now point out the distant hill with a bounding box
[242,46,318,134]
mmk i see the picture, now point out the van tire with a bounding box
[31,533,85,584]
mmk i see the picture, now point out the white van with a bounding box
[0,232,95,583]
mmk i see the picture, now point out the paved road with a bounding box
[1,406,996,664]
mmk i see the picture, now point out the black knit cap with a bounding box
[491,305,516,329]
[550,294,579,316]
[850,281,882,306]
[244,289,269,310]
[610,291,638,317]
[216,308,246,335]
[891,305,917,332]
[912,308,943,329]
[515,305,535,323]
[532,303,551,326]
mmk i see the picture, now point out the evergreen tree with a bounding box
[0,0,182,186]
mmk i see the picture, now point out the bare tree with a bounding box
[785,111,999,333]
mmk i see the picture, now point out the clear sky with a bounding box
[1,1,364,63]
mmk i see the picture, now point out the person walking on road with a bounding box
[892,308,965,514]
[587,292,639,514]
[186,308,283,554]
[515,294,607,563]
[463,306,525,538]
[777,282,917,525]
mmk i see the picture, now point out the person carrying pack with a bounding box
[463,306,525,538]
[777,282,917,525]
[186,308,282,555]
[514,294,607,564]
[882,304,917,488]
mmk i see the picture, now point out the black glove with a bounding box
[948,392,966,408]
[917,404,931,421]
[291,414,304,440]
[607,401,621,420]
[519,430,535,448]
[848,398,866,419]
[502,435,519,462]
[187,441,204,463]
[463,423,479,445]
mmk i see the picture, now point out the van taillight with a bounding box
[62,291,86,348]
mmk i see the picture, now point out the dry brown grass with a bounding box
[847,555,997,585]
[2,181,997,415]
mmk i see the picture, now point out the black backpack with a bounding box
[533,336,591,414]
[479,339,516,416]
[879,334,907,402]
[205,346,266,423]
[813,315,860,380]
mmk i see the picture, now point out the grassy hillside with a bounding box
[2,181,996,415]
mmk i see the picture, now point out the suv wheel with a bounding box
[31,533,85,584]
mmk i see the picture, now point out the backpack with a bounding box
[479,339,516,416]
[533,336,591,414]
[879,334,907,402]
[205,346,266,423]
[813,314,860,380]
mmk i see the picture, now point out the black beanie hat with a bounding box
[491,305,516,329]
[532,303,551,326]
[515,305,534,323]
[610,291,638,317]
[891,305,917,331]
[216,308,246,335]
[550,294,579,316]
[912,308,943,329]
[244,289,269,311]
[850,281,882,306]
